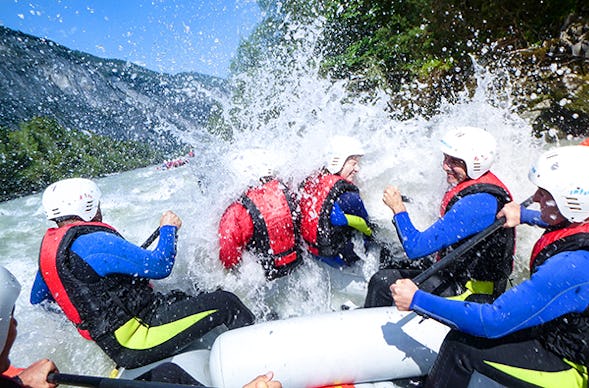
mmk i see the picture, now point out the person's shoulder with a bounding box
[537,250,589,277]
[454,192,496,207]
[554,249,589,261]
[222,201,248,216]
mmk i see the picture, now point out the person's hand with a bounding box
[497,201,521,228]
[243,371,282,388]
[160,210,182,229]
[17,358,59,388]
[390,279,418,311]
[382,186,406,215]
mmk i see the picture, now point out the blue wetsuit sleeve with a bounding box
[392,193,498,259]
[331,192,372,236]
[333,191,370,219]
[520,207,548,228]
[71,225,178,278]
[30,270,54,304]
[330,202,348,226]
[410,250,589,338]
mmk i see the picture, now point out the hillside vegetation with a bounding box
[234,0,588,139]
[1,117,165,202]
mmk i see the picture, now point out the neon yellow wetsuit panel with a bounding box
[114,309,217,350]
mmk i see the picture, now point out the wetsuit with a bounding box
[365,172,514,307]
[218,178,302,280]
[299,171,372,267]
[31,222,255,369]
[420,215,589,387]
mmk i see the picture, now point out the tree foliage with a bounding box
[319,0,584,91]
[233,0,583,93]
[0,117,165,202]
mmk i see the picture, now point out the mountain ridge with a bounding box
[0,25,227,152]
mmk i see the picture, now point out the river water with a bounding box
[0,15,567,382]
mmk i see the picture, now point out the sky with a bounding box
[0,0,262,78]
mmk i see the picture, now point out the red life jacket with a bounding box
[440,171,512,215]
[239,179,301,279]
[529,222,589,272]
[527,222,589,365]
[38,222,154,341]
[438,171,515,286]
[39,222,116,339]
[299,171,359,257]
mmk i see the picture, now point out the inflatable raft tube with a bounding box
[209,306,449,388]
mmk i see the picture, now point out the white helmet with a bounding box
[324,135,365,174]
[42,178,102,222]
[229,148,279,182]
[439,126,496,179]
[0,266,20,352]
[528,145,589,222]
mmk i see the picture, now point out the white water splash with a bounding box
[0,11,556,378]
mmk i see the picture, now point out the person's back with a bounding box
[32,177,255,369]
[299,135,373,268]
[218,148,302,280]
[365,127,515,307]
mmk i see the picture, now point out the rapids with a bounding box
[0,12,569,381]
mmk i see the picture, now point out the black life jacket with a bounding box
[239,179,302,279]
[438,171,515,287]
[299,171,359,257]
[529,222,589,365]
[39,222,155,341]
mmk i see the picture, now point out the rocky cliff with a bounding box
[0,26,228,152]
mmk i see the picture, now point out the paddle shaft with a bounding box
[412,196,534,286]
[47,372,203,388]
[140,227,160,249]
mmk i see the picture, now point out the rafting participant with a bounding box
[364,127,522,307]
[218,148,302,280]
[392,145,589,387]
[299,135,374,267]
[30,178,255,369]
[0,265,59,388]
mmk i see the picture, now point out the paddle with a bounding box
[140,227,160,249]
[400,195,412,203]
[47,372,203,387]
[412,195,534,286]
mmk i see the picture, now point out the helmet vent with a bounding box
[565,197,582,211]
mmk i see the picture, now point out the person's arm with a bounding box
[72,224,179,278]
[30,270,54,305]
[520,207,548,227]
[331,192,372,236]
[393,193,498,259]
[218,202,255,269]
[498,201,547,228]
[409,251,589,338]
